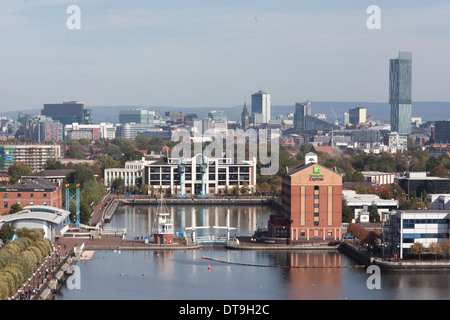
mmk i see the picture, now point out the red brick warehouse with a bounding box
[0,179,62,215]
[270,152,342,242]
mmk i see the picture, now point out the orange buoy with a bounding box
[202,256,205,260]
[207,265,211,270]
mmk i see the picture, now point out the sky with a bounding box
[0,0,449,112]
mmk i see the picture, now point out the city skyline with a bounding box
[1,1,450,111]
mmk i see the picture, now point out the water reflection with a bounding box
[107,205,271,238]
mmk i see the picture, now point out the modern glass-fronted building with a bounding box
[42,101,92,126]
[383,210,450,259]
[434,120,450,144]
[251,90,271,124]
[389,51,412,135]
[294,101,311,130]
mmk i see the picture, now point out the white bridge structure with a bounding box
[185,208,236,245]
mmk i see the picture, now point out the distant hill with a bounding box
[2,101,449,124]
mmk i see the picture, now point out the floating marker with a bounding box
[208,265,211,270]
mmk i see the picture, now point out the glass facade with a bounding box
[42,102,86,126]
[389,52,412,134]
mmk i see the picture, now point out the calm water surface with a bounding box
[56,205,450,300]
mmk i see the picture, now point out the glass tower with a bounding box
[294,101,311,130]
[389,51,412,134]
[251,90,271,123]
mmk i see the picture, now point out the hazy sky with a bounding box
[0,0,449,111]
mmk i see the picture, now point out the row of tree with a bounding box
[0,228,52,300]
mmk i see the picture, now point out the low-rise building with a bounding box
[395,172,450,197]
[343,190,399,221]
[427,194,450,210]
[361,171,395,185]
[0,205,70,241]
[383,210,450,259]
[0,179,62,215]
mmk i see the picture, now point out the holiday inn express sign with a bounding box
[309,166,325,182]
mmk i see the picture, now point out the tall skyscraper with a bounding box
[389,51,412,134]
[294,101,311,130]
[251,90,271,123]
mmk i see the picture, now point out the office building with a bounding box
[208,111,228,123]
[165,112,184,124]
[251,90,271,123]
[389,51,412,134]
[23,116,63,142]
[361,171,395,185]
[294,101,311,130]
[64,122,116,140]
[105,155,257,196]
[349,107,367,125]
[116,122,167,140]
[104,158,150,188]
[271,153,342,242]
[342,190,398,221]
[434,120,450,144]
[119,109,159,124]
[395,172,450,197]
[383,210,450,259]
[0,143,61,172]
[427,194,450,210]
[42,101,92,126]
[144,155,256,196]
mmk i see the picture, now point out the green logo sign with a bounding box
[313,166,320,174]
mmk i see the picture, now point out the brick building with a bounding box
[0,179,62,215]
[270,152,342,242]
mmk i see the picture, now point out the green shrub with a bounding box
[1,265,23,289]
[0,273,15,297]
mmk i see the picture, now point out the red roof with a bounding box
[313,146,335,156]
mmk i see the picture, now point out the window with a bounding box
[30,193,34,198]
[314,195,319,199]
[314,186,319,191]
[327,231,332,237]
[17,193,21,198]
[3,202,8,208]
[314,203,319,208]
[3,193,6,198]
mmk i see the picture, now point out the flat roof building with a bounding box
[383,210,450,259]
[0,143,61,172]
[0,205,70,241]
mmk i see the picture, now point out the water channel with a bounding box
[56,205,450,300]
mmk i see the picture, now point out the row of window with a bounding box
[3,201,48,208]
[4,193,48,198]
[403,233,448,240]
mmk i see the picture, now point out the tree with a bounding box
[0,225,15,244]
[9,203,22,215]
[409,242,426,260]
[43,158,65,170]
[442,238,450,258]
[7,162,32,184]
[428,242,443,260]
[368,202,380,222]
[342,199,354,223]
